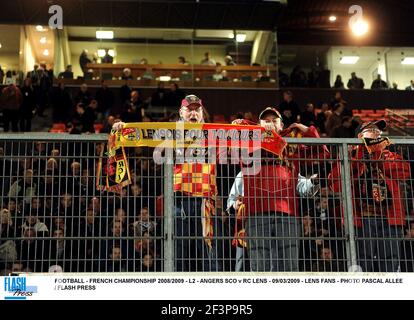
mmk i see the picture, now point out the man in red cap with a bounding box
[232,107,324,272]
[174,94,220,271]
[329,119,410,272]
[114,95,219,271]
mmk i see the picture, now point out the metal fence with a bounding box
[0,134,413,274]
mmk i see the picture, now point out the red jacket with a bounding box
[329,146,410,227]
[244,126,326,216]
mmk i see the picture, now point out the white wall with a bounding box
[0,54,20,72]
[386,48,414,89]
[19,26,37,74]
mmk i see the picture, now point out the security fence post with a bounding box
[340,142,358,270]
[163,161,175,272]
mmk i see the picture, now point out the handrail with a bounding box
[385,108,410,122]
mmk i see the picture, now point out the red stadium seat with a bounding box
[52,123,66,131]
[94,124,104,133]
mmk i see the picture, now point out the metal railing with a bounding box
[0,134,413,273]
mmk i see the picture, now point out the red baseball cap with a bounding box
[181,95,203,109]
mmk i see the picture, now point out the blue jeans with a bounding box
[357,218,403,272]
[174,197,219,272]
[247,214,299,272]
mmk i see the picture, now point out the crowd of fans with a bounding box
[1,58,414,274]
[0,142,164,274]
[0,137,413,274]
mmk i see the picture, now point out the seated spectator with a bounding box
[371,74,388,90]
[330,91,352,117]
[312,243,344,272]
[16,227,46,272]
[50,81,73,123]
[178,56,189,65]
[11,261,24,274]
[75,102,97,133]
[106,245,127,272]
[101,50,114,64]
[326,103,345,137]
[220,70,230,81]
[331,116,355,138]
[20,211,49,236]
[25,197,45,219]
[165,83,185,107]
[0,65,4,84]
[141,251,161,272]
[224,55,236,66]
[101,115,116,134]
[0,208,15,239]
[58,65,74,79]
[50,217,67,235]
[254,71,270,82]
[300,103,316,127]
[140,58,149,65]
[8,169,37,206]
[299,215,318,272]
[290,65,307,87]
[278,90,300,127]
[151,82,167,106]
[212,66,224,81]
[121,68,133,80]
[121,91,145,123]
[75,83,92,106]
[405,80,414,91]
[315,103,330,136]
[133,207,157,236]
[5,198,21,219]
[95,80,115,117]
[200,52,216,66]
[334,75,344,89]
[347,72,364,89]
[142,67,155,80]
[392,82,399,90]
[48,229,72,271]
[278,68,289,87]
[0,83,22,132]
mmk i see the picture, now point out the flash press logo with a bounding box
[3,276,37,300]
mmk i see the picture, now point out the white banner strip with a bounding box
[1,274,412,300]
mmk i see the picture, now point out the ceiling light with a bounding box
[351,20,369,37]
[40,37,47,44]
[36,25,44,31]
[329,16,337,22]
[228,33,235,39]
[43,49,49,56]
[340,56,360,64]
[96,30,114,39]
[0,43,2,49]
[97,49,106,57]
[108,49,115,57]
[236,34,246,42]
[401,57,414,65]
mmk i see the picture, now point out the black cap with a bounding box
[359,119,387,133]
